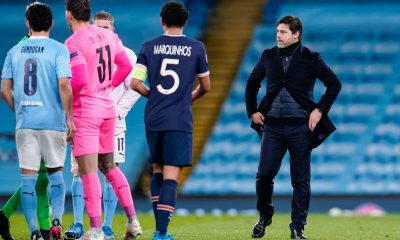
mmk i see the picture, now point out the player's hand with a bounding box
[66,118,76,142]
[251,112,265,125]
[309,108,322,131]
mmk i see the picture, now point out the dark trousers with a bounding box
[256,118,312,229]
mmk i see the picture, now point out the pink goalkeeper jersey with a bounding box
[65,25,126,119]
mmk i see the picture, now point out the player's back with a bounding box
[139,34,209,132]
[65,25,123,119]
[3,37,70,131]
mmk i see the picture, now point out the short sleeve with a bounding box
[136,45,148,68]
[56,45,72,78]
[196,43,209,77]
[1,50,13,79]
[65,39,86,67]
[131,45,148,82]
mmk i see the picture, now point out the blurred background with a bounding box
[0,0,399,215]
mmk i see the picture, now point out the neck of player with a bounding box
[165,27,184,35]
[30,31,50,38]
[72,21,90,33]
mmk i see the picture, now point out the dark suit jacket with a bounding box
[245,43,342,148]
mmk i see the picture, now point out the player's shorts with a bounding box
[71,130,126,173]
[71,117,115,157]
[114,131,126,164]
[146,131,192,167]
[16,129,66,171]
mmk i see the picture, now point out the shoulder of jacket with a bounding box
[263,46,278,55]
[300,45,320,57]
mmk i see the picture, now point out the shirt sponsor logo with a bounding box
[21,101,43,107]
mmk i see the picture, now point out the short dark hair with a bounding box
[65,0,91,22]
[25,1,52,32]
[160,1,189,28]
[93,11,114,26]
[276,15,302,39]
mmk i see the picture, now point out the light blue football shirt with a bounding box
[1,36,71,131]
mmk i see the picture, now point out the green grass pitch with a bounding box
[7,213,399,239]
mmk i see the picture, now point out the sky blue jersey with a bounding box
[1,36,71,131]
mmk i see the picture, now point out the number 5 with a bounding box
[158,58,179,95]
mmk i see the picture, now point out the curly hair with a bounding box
[160,1,189,28]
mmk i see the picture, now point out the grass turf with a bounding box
[7,213,400,239]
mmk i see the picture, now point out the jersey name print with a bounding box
[153,44,192,57]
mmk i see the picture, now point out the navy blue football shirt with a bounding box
[135,34,209,132]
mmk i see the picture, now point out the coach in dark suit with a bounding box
[245,16,341,239]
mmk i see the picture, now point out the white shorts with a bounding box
[114,131,126,164]
[70,131,126,173]
[16,129,67,171]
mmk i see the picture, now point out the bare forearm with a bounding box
[2,91,14,112]
[192,76,210,102]
[59,79,73,119]
[136,83,149,98]
[191,85,208,102]
[131,78,149,98]
[1,79,14,111]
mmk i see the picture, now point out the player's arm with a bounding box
[57,45,76,141]
[192,43,211,102]
[112,51,132,88]
[117,81,141,119]
[70,64,88,94]
[192,75,210,102]
[1,79,14,112]
[59,77,75,141]
[130,63,149,98]
[116,50,141,119]
[130,78,149,98]
[65,40,88,95]
[1,51,14,111]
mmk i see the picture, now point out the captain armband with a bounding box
[131,64,148,82]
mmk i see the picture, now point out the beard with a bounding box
[277,41,287,48]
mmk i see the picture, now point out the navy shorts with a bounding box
[146,131,193,167]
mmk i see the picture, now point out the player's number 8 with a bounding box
[24,58,38,96]
[158,58,179,95]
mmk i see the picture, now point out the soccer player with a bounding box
[1,2,74,240]
[64,10,142,240]
[130,2,211,240]
[0,34,53,240]
[64,1,140,239]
